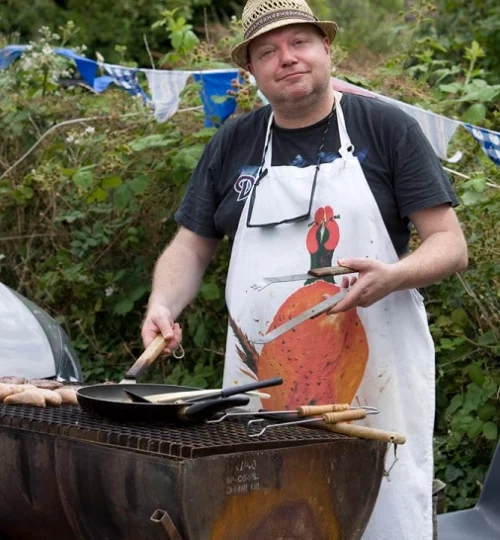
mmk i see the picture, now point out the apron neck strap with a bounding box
[260,112,274,172]
[333,91,353,154]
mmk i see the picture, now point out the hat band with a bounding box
[244,10,317,40]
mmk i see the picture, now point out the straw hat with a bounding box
[231,0,338,69]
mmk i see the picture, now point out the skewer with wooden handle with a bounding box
[314,422,406,444]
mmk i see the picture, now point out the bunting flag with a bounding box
[99,63,149,102]
[0,45,27,69]
[463,124,500,166]
[0,44,499,167]
[193,70,239,127]
[330,78,463,162]
[143,69,192,122]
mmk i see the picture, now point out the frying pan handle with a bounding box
[219,377,283,398]
[308,265,356,277]
[181,396,250,422]
[124,335,167,380]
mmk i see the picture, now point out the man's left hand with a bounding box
[327,258,399,314]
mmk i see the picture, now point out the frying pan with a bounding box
[76,335,283,423]
[77,384,252,423]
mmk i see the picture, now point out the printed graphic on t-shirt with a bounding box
[229,205,369,410]
[234,166,259,202]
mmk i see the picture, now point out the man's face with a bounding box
[247,24,331,107]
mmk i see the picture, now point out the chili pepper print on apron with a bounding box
[223,92,435,540]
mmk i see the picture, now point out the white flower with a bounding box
[105,287,114,297]
[85,126,95,135]
[66,134,75,143]
[42,45,53,56]
[0,254,5,261]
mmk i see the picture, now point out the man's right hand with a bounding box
[141,304,183,355]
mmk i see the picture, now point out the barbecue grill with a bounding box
[0,403,387,539]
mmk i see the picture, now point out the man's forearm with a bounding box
[393,231,468,291]
[148,241,210,320]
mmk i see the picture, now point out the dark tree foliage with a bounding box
[0,0,245,66]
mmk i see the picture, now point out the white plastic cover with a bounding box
[0,283,55,378]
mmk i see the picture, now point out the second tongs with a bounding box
[247,407,379,438]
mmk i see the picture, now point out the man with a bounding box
[142,0,468,538]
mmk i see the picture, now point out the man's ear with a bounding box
[247,62,254,75]
[323,37,330,55]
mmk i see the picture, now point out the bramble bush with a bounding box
[0,4,498,511]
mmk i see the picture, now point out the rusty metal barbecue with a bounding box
[0,401,388,540]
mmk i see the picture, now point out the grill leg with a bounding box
[150,509,183,540]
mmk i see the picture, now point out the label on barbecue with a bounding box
[225,458,262,495]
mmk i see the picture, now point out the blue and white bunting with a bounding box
[463,124,500,166]
[143,69,192,122]
[0,44,498,167]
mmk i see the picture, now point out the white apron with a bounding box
[223,93,435,540]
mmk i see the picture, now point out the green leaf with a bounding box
[129,135,174,151]
[113,185,133,210]
[478,331,495,346]
[173,144,205,171]
[183,30,199,50]
[477,403,496,422]
[86,187,107,203]
[128,175,149,194]
[466,364,485,386]
[444,464,463,482]
[461,104,487,124]
[129,284,149,302]
[193,323,206,347]
[461,190,484,206]
[463,384,485,413]
[73,167,94,193]
[459,86,500,103]
[446,394,464,416]
[450,308,468,326]
[439,82,462,94]
[102,175,122,188]
[482,422,498,441]
[466,419,483,439]
[200,282,220,301]
[436,315,452,328]
[113,298,134,315]
[171,30,183,50]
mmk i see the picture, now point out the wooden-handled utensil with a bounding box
[314,422,406,444]
[207,403,379,424]
[125,389,271,403]
[125,377,283,404]
[247,407,379,437]
[120,335,167,384]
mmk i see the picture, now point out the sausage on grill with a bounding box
[55,388,79,405]
[4,390,46,408]
[0,384,36,401]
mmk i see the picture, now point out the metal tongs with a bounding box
[249,266,356,344]
[207,403,379,425]
[247,406,379,437]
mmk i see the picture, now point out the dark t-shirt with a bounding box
[175,93,458,256]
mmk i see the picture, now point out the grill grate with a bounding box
[0,403,344,459]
